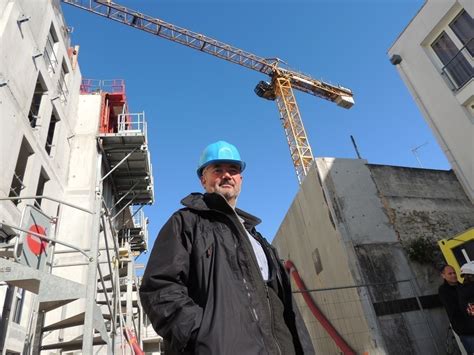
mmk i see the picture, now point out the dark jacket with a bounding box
[140,193,314,355]
[458,282,474,320]
[439,281,474,335]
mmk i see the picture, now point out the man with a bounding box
[140,141,314,355]
[438,264,474,354]
[458,262,474,354]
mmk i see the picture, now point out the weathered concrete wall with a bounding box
[321,159,473,354]
[368,164,474,292]
[274,159,473,354]
[317,158,436,355]
[368,165,474,240]
[273,165,385,354]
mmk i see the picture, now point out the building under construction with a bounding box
[0,1,160,353]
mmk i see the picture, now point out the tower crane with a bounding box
[62,0,355,184]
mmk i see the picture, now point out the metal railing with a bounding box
[0,196,93,262]
[132,207,148,252]
[131,207,146,229]
[441,38,474,91]
[115,206,149,253]
[80,79,126,94]
[8,173,26,204]
[0,195,129,351]
[57,69,69,104]
[43,36,59,76]
[117,112,147,137]
[52,0,72,49]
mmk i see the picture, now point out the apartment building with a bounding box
[388,0,473,201]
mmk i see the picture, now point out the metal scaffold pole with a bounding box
[82,154,110,353]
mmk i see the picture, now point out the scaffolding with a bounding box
[0,79,159,354]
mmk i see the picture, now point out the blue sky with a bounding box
[62,0,450,263]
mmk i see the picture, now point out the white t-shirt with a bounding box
[238,216,269,281]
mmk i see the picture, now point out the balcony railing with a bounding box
[441,38,474,91]
[57,72,69,104]
[80,79,125,94]
[117,112,147,137]
[43,36,58,76]
[131,207,146,229]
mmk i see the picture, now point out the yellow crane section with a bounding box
[62,0,355,183]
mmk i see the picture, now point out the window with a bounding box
[45,111,59,155]
[34,169,49,209]
[28,75,47,128]
[449,10,474,56]
[57,60,69,104]
[9,138,34,205]
[43,24,59,75]
[432,31,473,89]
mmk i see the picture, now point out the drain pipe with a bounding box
[285,260,356,355]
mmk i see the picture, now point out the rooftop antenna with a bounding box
[350,135,362,159]
[411,142,428,168]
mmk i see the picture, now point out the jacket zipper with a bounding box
[243,277,259,322]
[235,216,283,355]
[266,283,282,355]
[216,209,283,354]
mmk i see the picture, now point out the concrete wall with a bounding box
[38,92,128,351]
[316,158,438,355]
[388,0,474,202]
[273,165,385,355]
[368,164,474,293]
[274,159,474,354]
[0,0,81,222]
[320,158,474,354]
[44,95,102,345]
[367,164,473,354]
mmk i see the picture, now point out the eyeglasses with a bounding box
[205,165,241,176]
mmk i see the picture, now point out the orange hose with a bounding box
[285,260,356,355]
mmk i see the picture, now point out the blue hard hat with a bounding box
[197,141,246,177]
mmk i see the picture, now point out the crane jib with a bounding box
[62,0,355,183]
[61,0,353,101]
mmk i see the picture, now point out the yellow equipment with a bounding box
[62,0,355,184]
[438,228,474,282]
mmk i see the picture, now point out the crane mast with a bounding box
[62,0,355,183]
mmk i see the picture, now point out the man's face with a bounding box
[200,163,242,207]
[442,266,458,285]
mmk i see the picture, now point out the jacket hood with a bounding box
[181,193,261,228]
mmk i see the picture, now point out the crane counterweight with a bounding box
[335,95,355,109]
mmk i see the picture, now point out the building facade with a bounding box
[0,1,159,353]
[388,0,473,201]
